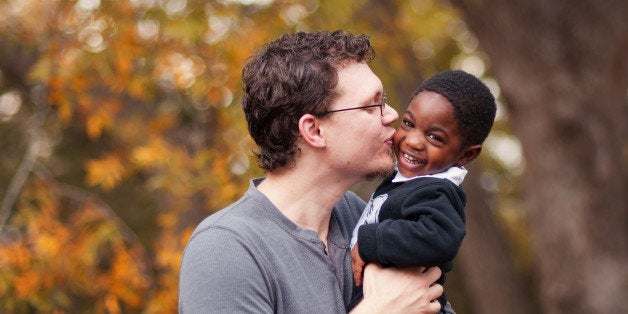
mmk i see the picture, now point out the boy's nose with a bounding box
[405,132,425,150]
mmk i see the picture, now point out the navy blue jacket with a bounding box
[357,174,467,272]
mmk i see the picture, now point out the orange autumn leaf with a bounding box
[13,271,40,299]
[85,154,125,190]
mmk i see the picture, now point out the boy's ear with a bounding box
[298,114,326,148]
[456,145,482,167]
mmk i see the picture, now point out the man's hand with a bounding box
[350,264,443,314]
[351,245,366,286]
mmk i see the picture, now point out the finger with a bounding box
[427,299,442,314]
[427,283,444,301]
[353,266,363,286]
[422,266,442,281]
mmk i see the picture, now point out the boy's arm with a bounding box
[357,180,466,267]
[351,245,365,285]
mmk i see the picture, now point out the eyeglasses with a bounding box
[322,92,387,116]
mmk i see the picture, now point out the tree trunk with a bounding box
[457,162,535,314]
[451,1,628,313]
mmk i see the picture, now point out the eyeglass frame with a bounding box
[320,92,387,116]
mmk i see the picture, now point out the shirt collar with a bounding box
[392,166,468,186]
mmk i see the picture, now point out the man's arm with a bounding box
[179,227,272,313]
[350,264,443,314]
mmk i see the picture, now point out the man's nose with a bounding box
[382,103,398,124]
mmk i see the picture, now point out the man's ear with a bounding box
[456,145,482,167]
[298,114,326,148]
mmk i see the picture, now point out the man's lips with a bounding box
[385,137,393,147]
[384,132,395,147]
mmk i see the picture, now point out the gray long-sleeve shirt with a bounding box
[179,178,364,313]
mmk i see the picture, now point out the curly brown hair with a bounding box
[242,30,374,172]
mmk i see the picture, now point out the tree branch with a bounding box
[32,162,156,285]
[0,85,47,231]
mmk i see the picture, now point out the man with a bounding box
[179,30,443,313]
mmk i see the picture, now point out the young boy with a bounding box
[349,70,497,312]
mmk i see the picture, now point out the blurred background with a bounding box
[0,0,625,313]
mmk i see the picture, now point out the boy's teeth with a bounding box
[403,153,418,164]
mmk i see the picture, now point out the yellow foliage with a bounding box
[127,76,149,100]
[33,232,65,258]
[157,212,177,229]
[148,114,179,134]
[48,77,74,123]
[131,139,169,168]
[13,271,40,299]
[57,97,73,123]
[85,98,122,139]
[28,54,52,83]
[76,93,92,114]
[0,1,472,313]
[145,229,185,314]
[0,242,31,271]
[108,244,149,308]
[85,154,125,190]
[86,111,109,139]
[1,179,152,312]
[104,293,121,314]
[115,51,133,80]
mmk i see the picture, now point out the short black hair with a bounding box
[411,70,496,147]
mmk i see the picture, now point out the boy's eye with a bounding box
[402,120,414,128]
[427,134,443,143]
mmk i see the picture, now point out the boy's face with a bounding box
[394,91,473,178]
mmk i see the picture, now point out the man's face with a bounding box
[321,61,399,180]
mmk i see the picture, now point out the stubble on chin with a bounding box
[364,149,396,181]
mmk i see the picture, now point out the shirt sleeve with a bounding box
[179,227,273,313]
[357,181,466,267]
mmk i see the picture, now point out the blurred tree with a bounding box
[457,161,536,314]
[0,0,541,313]
[0,0,476,313]
[452,0,628,313]
[0,0,261,312]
